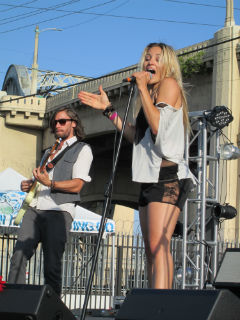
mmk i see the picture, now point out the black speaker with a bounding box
[0,284,75,320]
[116,288,240,320]
[214,248,240,293]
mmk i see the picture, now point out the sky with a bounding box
[0,0,239,89]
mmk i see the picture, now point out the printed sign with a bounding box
[72,219,115,233]
[0,191,25,226]
[0,191,115,233]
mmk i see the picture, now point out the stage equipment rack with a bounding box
[181,110,220,289]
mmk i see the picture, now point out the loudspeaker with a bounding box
[214,248,240,293]
[0,284,75,320]
[116,288,240,320]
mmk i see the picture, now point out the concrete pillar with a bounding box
[31,26,39,95]
[212,1,240,241]
[225,0,235,27]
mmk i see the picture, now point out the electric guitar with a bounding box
[14,139,61,225]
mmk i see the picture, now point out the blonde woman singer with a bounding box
[78,42,194,289]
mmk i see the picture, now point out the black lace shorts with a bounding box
[138,165,193,210]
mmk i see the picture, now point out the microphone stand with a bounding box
[80,83,135,320]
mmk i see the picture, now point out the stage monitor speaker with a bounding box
[214,248,240,293]
[115,288,240,320]
[0,284,75,320]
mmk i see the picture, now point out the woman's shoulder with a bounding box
[156,77,181,109]
[160,77,180,90]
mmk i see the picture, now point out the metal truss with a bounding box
[181,110,220,289]
[27,68,92,97]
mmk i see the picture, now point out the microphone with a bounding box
[122,71,153,83]
[122,76,136,83]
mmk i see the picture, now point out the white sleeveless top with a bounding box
[132,103,194,183]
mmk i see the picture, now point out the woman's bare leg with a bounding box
[139,206,153,287]
[139,202,180,289]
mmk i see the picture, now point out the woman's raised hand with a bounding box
[78,85,110,111]
[132,71,152,89]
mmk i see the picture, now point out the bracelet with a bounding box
[50,180,55,190]
[103,105,115,118]
[109,111,118,121]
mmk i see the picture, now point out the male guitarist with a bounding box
[8,106,93,296]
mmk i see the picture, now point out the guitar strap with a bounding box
[45,140,80,173]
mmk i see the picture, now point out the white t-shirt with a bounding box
[132,103,194,183]
[31,136,93,219]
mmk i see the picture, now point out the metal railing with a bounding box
[0,229,239,312]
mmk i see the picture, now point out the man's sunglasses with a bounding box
[54,119,73,126]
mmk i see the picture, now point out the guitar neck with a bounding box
[40,138,61,170]
[14,139,62,226]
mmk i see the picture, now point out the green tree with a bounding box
[179,52,207,78]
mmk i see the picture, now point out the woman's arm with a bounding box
[78,85,136,143]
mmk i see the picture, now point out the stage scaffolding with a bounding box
[181,110,220,289]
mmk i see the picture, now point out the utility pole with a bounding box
[30,25,63,95]
[31,25,40,95]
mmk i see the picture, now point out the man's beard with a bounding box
[55,132,68,139]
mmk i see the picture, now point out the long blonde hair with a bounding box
[133,42,190,131]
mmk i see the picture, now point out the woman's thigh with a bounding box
[139,202,180,249]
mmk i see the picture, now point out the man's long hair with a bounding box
[50,106,85,140]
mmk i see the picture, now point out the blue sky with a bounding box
[0,0,239,89]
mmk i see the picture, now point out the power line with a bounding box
[2,0,236,12]
[0,0,129,73]
[0,0,121,33]
[0,12,221,34]
[0,0,38,13]
[164,0,240,10]
[64,0,130,29]
[0,1,78,25]
[0,1,221,34]
[62,8,221,30]
[0,0,116,26]
[1,34,240,104]
[178,35,240,56]
[1,66,138,103]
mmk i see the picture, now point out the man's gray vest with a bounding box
[50,141,87,205]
